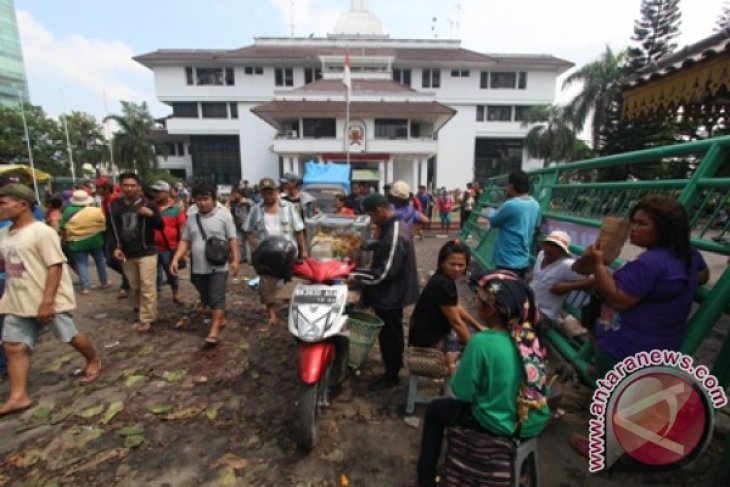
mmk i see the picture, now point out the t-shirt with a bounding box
[263,213,281,236]
[529,251,585,320]
[394,205,425,227]
[450,330,550,438]
[409,271,458,347]
[0,222,76,317]
[488,196,541,270]
[596,247,707,360]
[181,207,237,275]
[154,203,186,251]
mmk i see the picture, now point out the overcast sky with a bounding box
[14,0,728,121]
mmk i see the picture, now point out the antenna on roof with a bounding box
[431,17,438,39]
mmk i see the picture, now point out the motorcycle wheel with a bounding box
[298,380,321,451]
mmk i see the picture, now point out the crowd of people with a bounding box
[0,168,711,485]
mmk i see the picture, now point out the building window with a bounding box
[479,71,489,89]
[201,102,228,118]
[450,69,470,77]
[185,67,194,85]
[172,102,198,118]
[374,119,408,139]
[275,67,294,87]
[302,118,336,138]
[393,68,411,86]
[195,68,224,85]
[229,103,238,119]
[487,106,512,121]
[490,72,517,89]
[421,68,441,88]
[513,106,531,122]
[189,135,241,184]
[518,72,527,89]
[244,66,263,75]
[476,105,485,122]
[225,68,235,85]
[177,142,185,155]
[304,67,322,84]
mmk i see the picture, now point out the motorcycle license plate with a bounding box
[295,287,340,305]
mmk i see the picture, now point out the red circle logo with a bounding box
[611,371,708,466]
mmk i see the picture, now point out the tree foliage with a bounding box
[714,1,730,32]
[627,0,681,70]
[522,105,578,167]
[104,101,162,178]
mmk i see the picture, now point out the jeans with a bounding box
[71,247,109,290]
[105,236,130,290]
[373,307,404,378]
[157,250,179,289]
[417,398,481,487]
[236,230,249,262]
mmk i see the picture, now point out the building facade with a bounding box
[135,1,572,191]
[0,0,29,107]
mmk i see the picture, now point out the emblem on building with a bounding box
[345,120,366,153]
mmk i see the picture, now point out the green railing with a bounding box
[461,135,730,386]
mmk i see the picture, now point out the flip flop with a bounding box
[203,336,219,348]
[134,322,151,333]
[79,361,102,385]
[0,401,35,419]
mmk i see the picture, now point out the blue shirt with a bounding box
[488,196,540,269]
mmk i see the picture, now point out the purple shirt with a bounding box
[394,205,425,226]
[596,247,707,360]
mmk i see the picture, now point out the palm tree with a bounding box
[104,101,161,176]
[562,46,625,151]
[522,105,577,167]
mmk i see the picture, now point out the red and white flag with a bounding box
[343,53,351,99]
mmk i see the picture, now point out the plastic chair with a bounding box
[513,437,539,487]
[405,347,448,415]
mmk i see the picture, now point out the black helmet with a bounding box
[252,236,298,280]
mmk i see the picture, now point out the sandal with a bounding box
[133,322,152,333]
[203,336,219,348]
[79,361,102,385]
[117,289,129,299]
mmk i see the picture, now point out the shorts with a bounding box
[259,274,280,305]
[2,313,78,350]
[191,272,228,310]
[440,212,452,224]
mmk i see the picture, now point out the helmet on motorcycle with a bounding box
[252,236,298,280]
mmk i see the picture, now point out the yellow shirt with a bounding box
[0,221,76,317]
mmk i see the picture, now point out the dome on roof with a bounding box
[331,1,386,37]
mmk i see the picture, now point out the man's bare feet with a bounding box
[0,398,35,418]
[80,358,102,385]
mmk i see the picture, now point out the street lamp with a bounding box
[16,87,41,204]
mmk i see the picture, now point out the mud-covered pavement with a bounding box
[1,232,728,486]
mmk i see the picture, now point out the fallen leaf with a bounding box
[50,406,74,425]
[239,341,250,352]
[250,372,260,380]
[45,353,75,373]
[125,375,146,388]
[32,406,52,421]
[43,480,61,487]
[211,453,248,471]
[124,435,145,449]
[78,404,105,419]
[217,466,237,487]
[100,401,124,425]
[115,424,145,437]
[147,404,174,415]
[162,369,187,382]
[138,344,155,357]
[164,406,203,420]
[8,448,42,468]
[193,375,208,385]
[121,367,138,377]
[63,448,127,477]
[114,351,128,359]
[258,331,270,340]
[206,408,219,421]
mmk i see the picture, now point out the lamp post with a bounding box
[17,92,41,205]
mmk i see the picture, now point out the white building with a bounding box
[134,0,572,191]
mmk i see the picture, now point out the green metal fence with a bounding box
[460,135,730,386]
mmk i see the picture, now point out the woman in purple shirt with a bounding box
[578,195,709,376]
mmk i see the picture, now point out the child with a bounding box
[436,189,454,231]
[408,240,483,373]
[528,230,593,335]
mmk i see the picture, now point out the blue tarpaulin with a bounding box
[303,161,351,194]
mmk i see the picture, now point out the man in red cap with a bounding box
[96,177,130,298]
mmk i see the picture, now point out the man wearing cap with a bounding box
[96,177,130,298]
[244,177,307,326]
[107,173,164,332]
[352,192,419,390]
[59,190,109,295]
[152,180,186,304]
[0,184,102,417]
[487,171,541,277]
[281,172,316,224]
[390,181,429,230]
[528,230,593,329]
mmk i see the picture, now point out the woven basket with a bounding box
[407,347,448,378]
[347,311,384,369]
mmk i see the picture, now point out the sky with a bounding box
[13,0,728,122]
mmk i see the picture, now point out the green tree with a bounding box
[627,0,681,70]
[522,105,577,167]
[104,101,162,177]
[0,103,66,175]
[562,46,625,151]
[57,111,108,178]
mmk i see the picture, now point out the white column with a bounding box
[378,160,386,191]
[412,158,419,191]
[386,157,394,184]
[420,158,428,188]
[292,155,300,175]
[282,156,290,175]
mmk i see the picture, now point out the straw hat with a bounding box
[542,230,571,254]
[71,190,94,206]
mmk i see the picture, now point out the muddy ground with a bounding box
[1,231,728,486]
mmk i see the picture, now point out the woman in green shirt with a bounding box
[415,271,550,487]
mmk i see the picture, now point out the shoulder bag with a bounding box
[195,213,231,266]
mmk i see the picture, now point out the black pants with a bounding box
[373,307,404,378]
[417,397,483,487]
[105,236,130,290]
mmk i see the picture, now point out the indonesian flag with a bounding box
[343,53,351,98]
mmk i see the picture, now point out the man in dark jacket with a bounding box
[354,193,419,390]
[108,173,164,332]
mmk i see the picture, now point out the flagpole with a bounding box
[343,53,351,167]
[59,89,77,184]
[17,95,41,205]
[102,89,116,182]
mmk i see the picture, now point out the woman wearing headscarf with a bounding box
[415,271,550,487]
